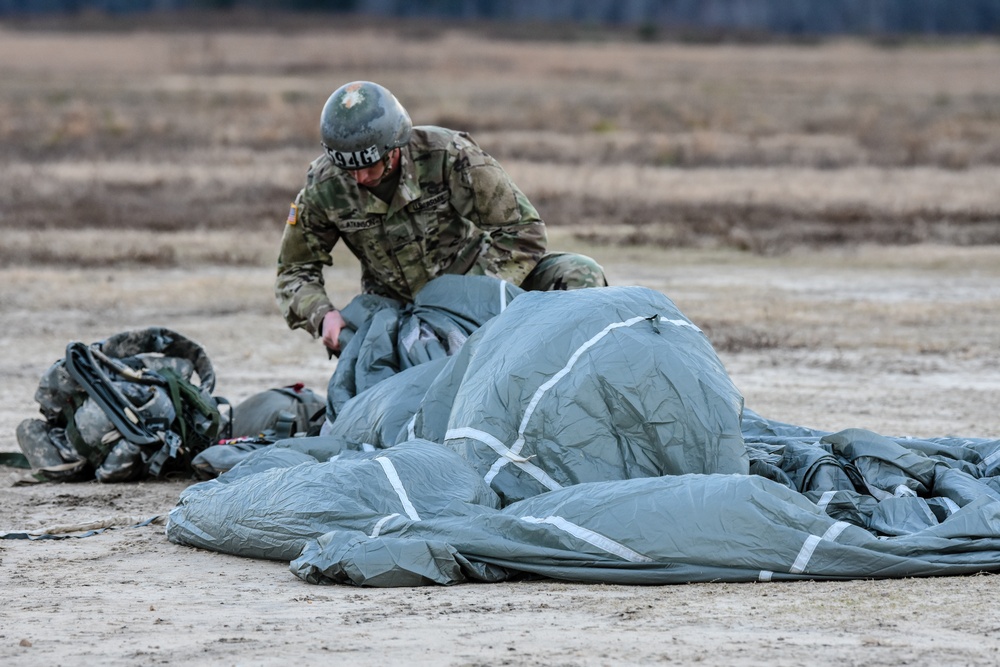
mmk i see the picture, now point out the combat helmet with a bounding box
[320,81,412,170]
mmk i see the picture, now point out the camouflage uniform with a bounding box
[275,126,606,337]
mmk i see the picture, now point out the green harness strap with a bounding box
[158,367,222,453]
[0,453,30,469]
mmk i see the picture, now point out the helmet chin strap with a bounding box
[384,147,401,173]
[353,147,402,190]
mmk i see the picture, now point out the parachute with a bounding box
[166,285,1000,586]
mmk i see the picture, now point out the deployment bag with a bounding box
[189,383,327,479]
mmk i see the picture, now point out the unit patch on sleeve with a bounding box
[286,203,298,225]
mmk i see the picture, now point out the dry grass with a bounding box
[1,21,998,260]
[0,229,280,267]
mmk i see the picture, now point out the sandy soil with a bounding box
[3,236,1000,666]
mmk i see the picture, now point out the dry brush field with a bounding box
[2,16,1000,666]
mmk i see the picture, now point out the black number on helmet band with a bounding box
[329,145,381,169]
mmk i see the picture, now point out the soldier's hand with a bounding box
[321,309,346,354]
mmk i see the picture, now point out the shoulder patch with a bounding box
[286,203,298,226]
[469,164,518,221]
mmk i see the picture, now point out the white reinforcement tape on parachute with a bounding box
[449,315,650,489]
[978,446,1000,474]
[448,426,563,491]
[657,316,703,333]
[861,477,894,501]
[375,456,421,521]
[816,490,838,513]
[405,414,417,441]
[369,513,401,538]
[941,496,962,516]
[521,515,653,563]
[516,315,648,439]
[789,521,851,574]
[499,280,509,312]
[400,324,422,354]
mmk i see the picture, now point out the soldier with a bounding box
[275,80,606,354]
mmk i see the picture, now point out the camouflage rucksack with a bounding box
[17,327,228,483]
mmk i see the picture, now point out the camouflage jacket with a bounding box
[275,126,548,337]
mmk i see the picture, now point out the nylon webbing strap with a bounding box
[63,342,162,448]
[272,411,297,440]
[0,514,165,540]
[159,367,222,444]
[0,453,30,469]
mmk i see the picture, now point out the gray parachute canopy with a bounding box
[327,274,524,422]
[167,283,1000,587]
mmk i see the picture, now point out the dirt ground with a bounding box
[3,236,1000,666]
[3,18,1000,667]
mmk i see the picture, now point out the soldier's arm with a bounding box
[449,145,546,285]
[274,194,340,338]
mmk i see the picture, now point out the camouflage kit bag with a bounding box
[17,327,228,483]
[189,383,327,479]
[228,383,326,441]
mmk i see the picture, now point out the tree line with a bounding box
[3,0,999,36]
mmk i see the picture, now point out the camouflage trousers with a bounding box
[519,251,608,291]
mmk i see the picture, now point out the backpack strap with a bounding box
[272,384,327,433]
[271,410,297,440]
[63,342,163,449]
[153,367,223,476]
